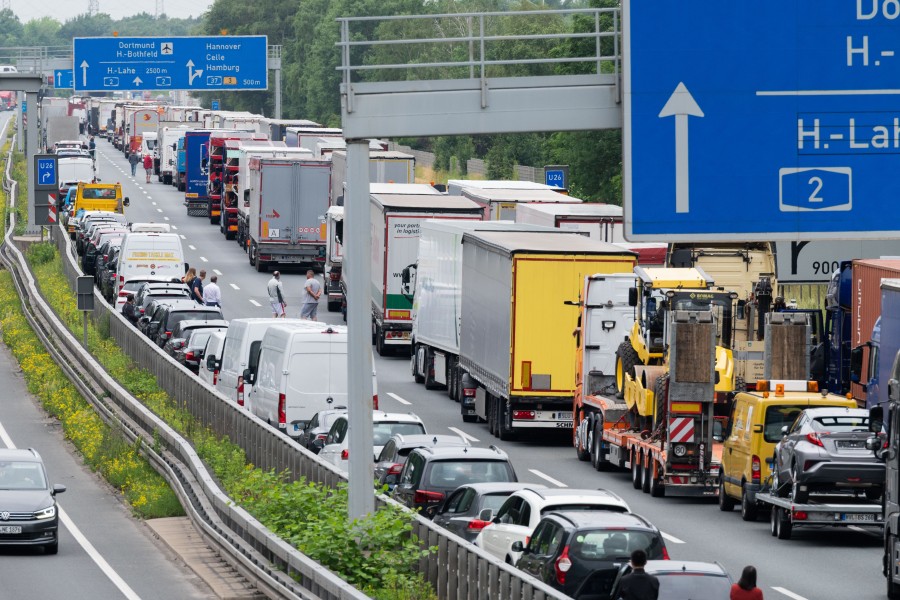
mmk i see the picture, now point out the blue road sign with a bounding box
[624,1,900,241]
[73,36,268,92]
[36,156,57,188]
[211,99,220,110]
[545,169,565,188]
[53,69,74,89]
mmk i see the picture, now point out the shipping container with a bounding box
[852,259,900,403]
[330,150,417,206]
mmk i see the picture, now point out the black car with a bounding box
[153,305,224,347]
[0,448,67,555]
[513,511,668,597]
[98,246,121,302]
[296,407,348,454]
[140,298,197,338]
[391,445,517,517]
[82,230,125,275]
[374,434,470,490]
[432,482,538,543]
[93,239,123,285]
[163,320,228,369]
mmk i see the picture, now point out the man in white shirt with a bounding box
[301,270,321,321]
[267,271,286,317]
[203,274,222,308]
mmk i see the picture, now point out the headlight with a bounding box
[672,444,687,457]
[34,505,56,520]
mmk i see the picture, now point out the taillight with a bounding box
[329,271,340,281]
[212,371,218,385]
[315,434,328,441]
[467,519,492,531]
[340,449,349,460]
[806,432,827,447]
[237,375,244,406]
[751,455,761,483]
[513,410,536,420]
[412,490,444,505]
[164,331,172,338]
[278,393,286,425]
[793,511,808,520]
[662,545,670,560]
[184,351,195,361]
[103,254,108,261]
[554,546,572,585]
[373,394,378,410]
[386,463,403,476]
[463,387,476,398]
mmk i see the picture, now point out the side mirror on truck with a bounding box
[869,405,884,434]
[123,197,130,207]
[628,287,638,307]
[242,368,256,386]
[850,344,866,385]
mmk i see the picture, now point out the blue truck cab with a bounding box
[183,130,212,216]
[825,261,853,395]
[175,136,187,191]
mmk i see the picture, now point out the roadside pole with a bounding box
[76,276,94,348]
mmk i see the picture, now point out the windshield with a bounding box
[426,460,514,486]
[764,405,806,442]
[0,461,48,490]
[373,422,425,446]
[571,530,664,562]
[670,294,734,348]
[656,574,731,600]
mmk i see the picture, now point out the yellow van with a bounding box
[719,380,856,519]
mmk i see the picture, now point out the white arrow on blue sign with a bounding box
[73,36,268,92]
[37,158,56,187]
[53,69,75,89]
[623,1,900,241]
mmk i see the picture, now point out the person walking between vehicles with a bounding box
[88,136,96,161]
[143,153,153,183]
[128,151,140,177]
[191,269,206,304]
[203,274,222,309]
[122,294,139,326]
[731,566,763,600]
[301,270,321,321]
[618,550,659,600]
[267,271,286,317]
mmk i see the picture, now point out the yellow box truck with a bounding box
[459,230,636,440]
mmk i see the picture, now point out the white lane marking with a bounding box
[0,421,143,600]
[447,426,479,443]
[171,225,178,230]
[199,256,208,262]
[229,283,240,290]
[151,201,157,206]
[528,469,568,488]
[155,208,162,213]
[179,235,186,240]
[772,587,808,600]
[387,392,411,406]
[188,245,196,250]
[163,216,170,221]
[249,299,261,307]
[143,191,148,196]
[661,532,686,544]
[213,269,222,276]
[147,196,152,200]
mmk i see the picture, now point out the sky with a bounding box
[9,0,212,23]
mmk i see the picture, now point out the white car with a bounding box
[318,411,427,470]
[474,487,631,564]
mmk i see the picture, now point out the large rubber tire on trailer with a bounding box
[498,401,515,441]
[741,483,759,521]
[424,350,442,390]
[575,415,592,462]
[775,506,793,540]
[615,342,639,398]
[488,395,498,437]
[654,374,669,423]
[255,256,267,273]
[591,416,608,471]
[790,462,809,504]
[718,476,736,511]
[771,456,787,498]
[449,358,460,401]
[412,345,425,384]
[631,451,643,490]
[642,457,652,494]
[375,325,386,356]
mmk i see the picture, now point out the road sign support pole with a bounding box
[16,92,23,152]
[25,90,38,235]
[83,311,88,349]
[345,140,374,522]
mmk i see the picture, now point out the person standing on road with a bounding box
[267,271,286,318]
[88,136,96,161]
[301,270,321,321]
[191,269,206,304]
[143,153,153,183]
[618,550,659,600]
[128,151,140,177]
[203,274,222,309]
[731,566,763,600]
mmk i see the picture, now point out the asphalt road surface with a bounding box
[100,136,883,600]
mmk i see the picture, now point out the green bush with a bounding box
[27,241,56,265]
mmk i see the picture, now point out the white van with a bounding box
[115,232,186,309]
[199,331,227,388]
[247,324,378,438]
[214,318,309,407]
[130,223,171,233]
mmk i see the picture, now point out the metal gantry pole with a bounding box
[25,90,38,234]
[345,140,374,520]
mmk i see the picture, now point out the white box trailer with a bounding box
[330,150,417,206]
[369,194,484,355]
[447,179,565,197]
[247,156,331,273]
[461,187,581,221]
[409,220,559,399]
[262,118,321,143]
[286,127,342,150]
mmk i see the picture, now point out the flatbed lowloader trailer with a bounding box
[761,492,883,540]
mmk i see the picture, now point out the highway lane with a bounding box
[101,137,883,600]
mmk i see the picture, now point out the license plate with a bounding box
[0,526,21,534]
[557,412,573,420]
[838,441,865,448]
[841,513,877,522]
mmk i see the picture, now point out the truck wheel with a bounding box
[412,346,425,384]
[790,463,809,504]
[424,351,442,390]
[487,395,498,437]
[449,358,459,401]
[642,457,652,493]
[718,476,736,511]
[375,326,386,356]
[498,401,515,441]
[771,457,787,497]
[654,374,669,422]
[770,506,778,536]
[741,483,759,521]
[255,257,267,273]
[591,417,608,471]
[775,506,793,540]
[615,342,639,398]
[575,416,592,462]
[649,465,665,497]
[631,451,643,490]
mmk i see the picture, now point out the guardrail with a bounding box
[11,134,570,599]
